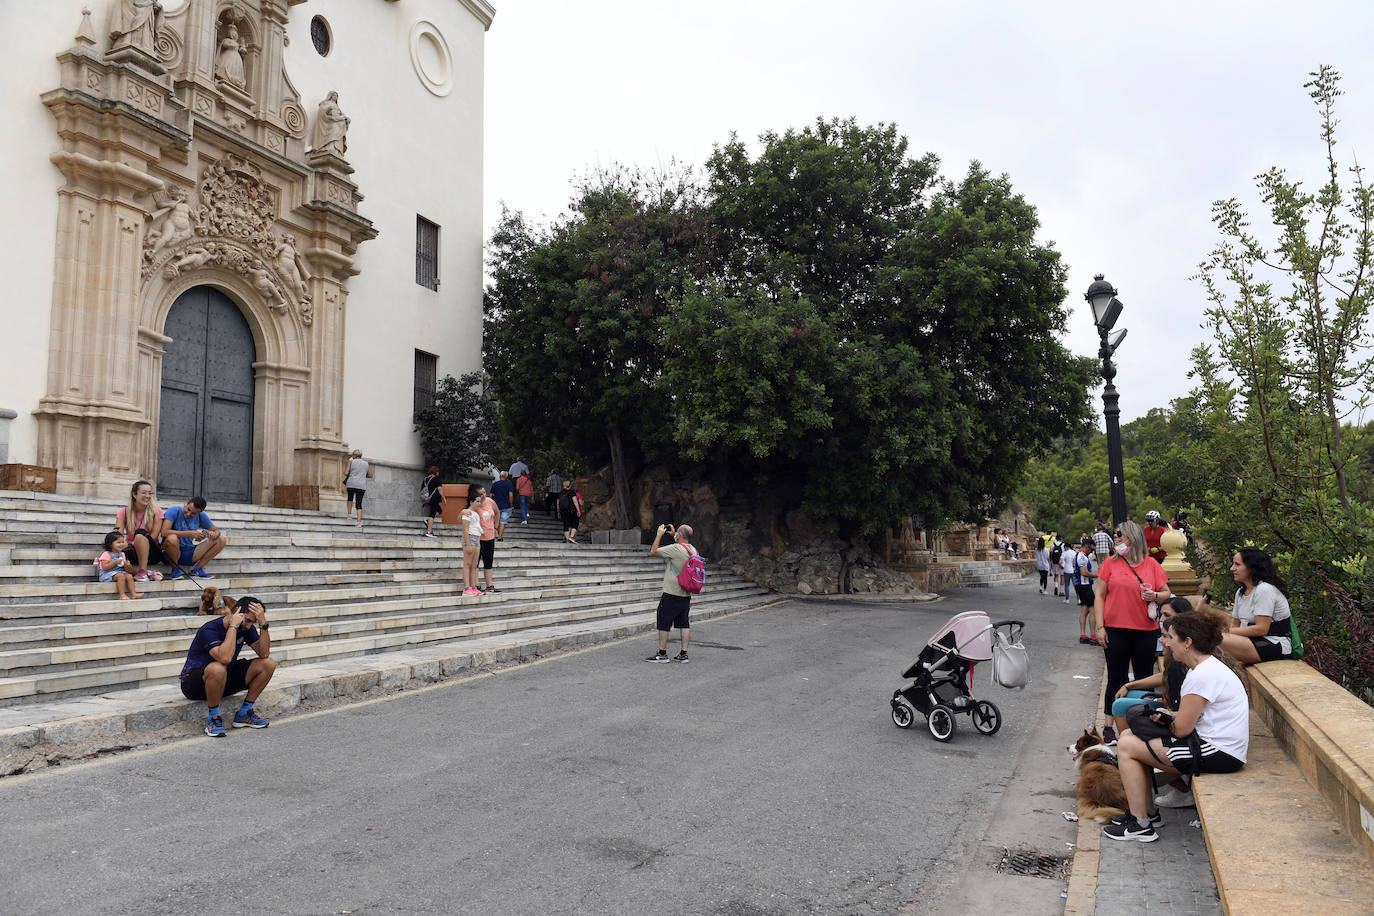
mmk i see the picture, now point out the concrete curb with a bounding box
[0,596,783,770]
[1063,663,1110,915]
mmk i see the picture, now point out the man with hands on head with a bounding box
[178,595,277,737]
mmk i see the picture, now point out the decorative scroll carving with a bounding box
[195,155,276,254]
[153,26,181,67]
[280,100,307,139]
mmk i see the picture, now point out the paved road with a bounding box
[2,581,1104,915]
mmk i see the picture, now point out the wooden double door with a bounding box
[157,287,256,502]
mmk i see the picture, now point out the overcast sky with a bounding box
[483,1,1374,427]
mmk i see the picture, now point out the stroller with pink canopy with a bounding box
[889,611,1027,741]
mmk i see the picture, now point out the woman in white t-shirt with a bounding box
[1103,611,1248,843]
[1220,546,1294,664]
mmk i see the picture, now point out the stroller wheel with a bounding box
[927,704,956,742]
[971,699,1002,736]
[891,701,915,729]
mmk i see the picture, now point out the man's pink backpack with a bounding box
[672,549,706,594]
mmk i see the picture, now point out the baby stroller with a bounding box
[889,611,1027,742]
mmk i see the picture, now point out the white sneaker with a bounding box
[1154,785,1195,808]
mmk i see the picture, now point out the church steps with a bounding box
[0,579,767,673]
[0,573,721,647]
[0,585,768,704]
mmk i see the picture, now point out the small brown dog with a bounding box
[1071,727,1128,822]
[198,585,237,616]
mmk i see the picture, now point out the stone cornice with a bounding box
[456,0,497,31]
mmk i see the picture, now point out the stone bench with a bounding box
[1193,660,1374,914]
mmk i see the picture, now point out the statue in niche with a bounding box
[273,235,311,302]
[146,187,194,256]
[109,0,163,55]
[312,92,350,157]
[215,22,247,87]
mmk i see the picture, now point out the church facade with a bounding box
[0,0,493,513]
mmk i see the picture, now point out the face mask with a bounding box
[1115,543,1130,556]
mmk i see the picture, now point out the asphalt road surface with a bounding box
[2,580,1103,915]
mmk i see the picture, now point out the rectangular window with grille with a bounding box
[414,350,437,419]
[416,216,439,290]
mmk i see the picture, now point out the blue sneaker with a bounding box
[170,567,187,580]
[192,567,213,579]
[232,709,269,729]
[205,715,226,738]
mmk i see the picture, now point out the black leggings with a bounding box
[1102,626,1160,715]
[1038,570,1048,589]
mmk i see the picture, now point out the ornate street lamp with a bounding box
[1086,274,1128,527]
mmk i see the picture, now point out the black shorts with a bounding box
[1160,734,1244,774]
[132,528,166,565]
[656,593,691,631]
[1250,637,1287,662]
[179,658,253,701]
[426,498,443,519]
[1075,583,1095,606]
[347,488,366,508]
[479,538,495,569]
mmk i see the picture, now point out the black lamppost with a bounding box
[1086,274,1128,527]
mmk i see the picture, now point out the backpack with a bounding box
[1050,542,1063,564]
[671,549,705,595]
[558,489,575,513]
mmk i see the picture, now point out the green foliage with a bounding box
[485,119,1095,537]
[412,372,503,481]
[665,119,1096,533]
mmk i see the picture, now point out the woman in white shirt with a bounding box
[1220,546,1294,664]
[460,491,484,597]
[1103,611,1248,843]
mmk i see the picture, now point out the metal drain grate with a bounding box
[994,848,1071,880]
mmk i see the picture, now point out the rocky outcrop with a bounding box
[575,464,925,597]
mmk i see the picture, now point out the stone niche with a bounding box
[37,2,374,502]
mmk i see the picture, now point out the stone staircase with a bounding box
[956,558,1033,588]
[0,491,772,710]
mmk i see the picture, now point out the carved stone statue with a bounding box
[312,91,350,157]
[273,235,311,302]
[109,0,163,55]
[170,246,213,273]
[248,266,287,313]
[145,187,193,256]
[215,23,246,87]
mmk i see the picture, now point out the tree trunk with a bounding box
[607,427,633,530]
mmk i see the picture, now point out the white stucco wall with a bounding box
[0,6,75,467]
[283,0,489,468]
[0,0,490,473]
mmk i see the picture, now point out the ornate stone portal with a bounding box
[38,0,375,502]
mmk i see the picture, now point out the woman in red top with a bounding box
[1092,520,1171,718]
[515,470,534,524]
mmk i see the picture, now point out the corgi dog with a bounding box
[198,585,237,616]
[1071,727,1128,823]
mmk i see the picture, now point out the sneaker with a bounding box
[486,585,500,593]
[1110,808,1162,826]
[133,570,150,582]
[147,570,164,581]
[462,587,483,596]
[205,715,226,738]
[232,709,269,729]
[1102,724,1117,744]
[423,532,436,538]
[192,567,213,579]
[673,651,689,663]
[170,567,187,580]
[1078,635,1090,644]
[1102,819,1159,842]
[1154,786,1195,808]
[646,651,669,663]
[521,520,528,525]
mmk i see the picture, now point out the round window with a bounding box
[310,16,331,57]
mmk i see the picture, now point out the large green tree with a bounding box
[484,167,710,526]
[664,119,1097,532]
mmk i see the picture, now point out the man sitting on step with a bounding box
[161,495,227,579]
[178,595,276,737]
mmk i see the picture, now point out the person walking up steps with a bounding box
[515,470,533,524]
[491,471,514,541]
[646,523,699,663]
[342,449,373,528]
